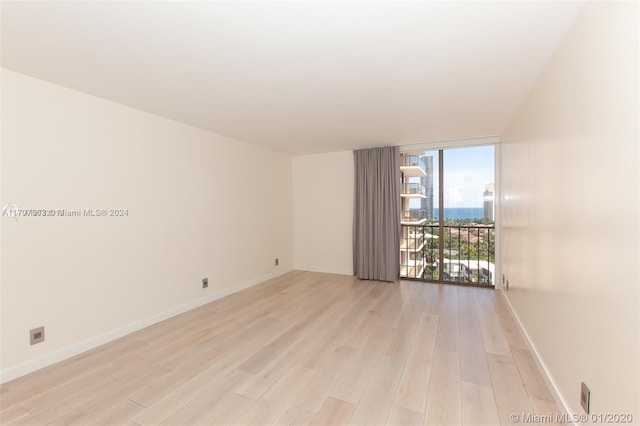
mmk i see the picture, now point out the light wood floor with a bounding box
[0,271,561,425]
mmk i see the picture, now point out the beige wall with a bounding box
[0,69,293,377]
[501,2,638,417]
[292,151,354,275]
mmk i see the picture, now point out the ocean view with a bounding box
[434,207,485,220]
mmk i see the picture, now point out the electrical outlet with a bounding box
[30,326,45,345]
[202,278,208,289]
[581,382,590,413]
[275,258,279,266]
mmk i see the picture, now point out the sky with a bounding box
[409,144,495,209]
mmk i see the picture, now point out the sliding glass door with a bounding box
[400,145,495,286]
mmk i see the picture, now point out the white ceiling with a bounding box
[1,1,583,155]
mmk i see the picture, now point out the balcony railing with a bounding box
[401,209,426,224]
[400,155,427,177]
[401,234,425,252]
[401,183,426,197]
[400,223,495,286]
[400,259,425,279]
[401,155,422,167]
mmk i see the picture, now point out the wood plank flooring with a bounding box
[0,271,561,425]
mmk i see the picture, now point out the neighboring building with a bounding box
[483,182,495,221]
[420,156,434,220]
[400,154,427,278]
[437,258,495,284]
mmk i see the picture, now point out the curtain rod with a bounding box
[399,135,501,153]
[354,144,399,151]
[356,135,500,153]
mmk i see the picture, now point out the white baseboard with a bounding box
[499,289,574,417]
[294,265,353,276]
[0,268,293,384]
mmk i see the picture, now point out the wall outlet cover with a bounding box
[30,326,45,345]
[580,382,590,413]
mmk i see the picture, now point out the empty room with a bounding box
[1,1,638,425]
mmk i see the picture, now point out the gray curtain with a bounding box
[353,146,401,282]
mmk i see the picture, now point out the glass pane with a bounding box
[420,151,438,280]
[442,145,495,285]
[400,151,437,280]
[402,152,437,219]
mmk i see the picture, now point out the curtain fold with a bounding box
[353,146,401,282]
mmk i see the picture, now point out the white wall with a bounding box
[0,69,293,379]
[292,151,353,275]
[501,2,638,417]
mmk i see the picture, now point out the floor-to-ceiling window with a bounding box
[400,144,496,287]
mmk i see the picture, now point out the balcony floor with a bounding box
[400,165,427,177]
[401,218,428,226]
